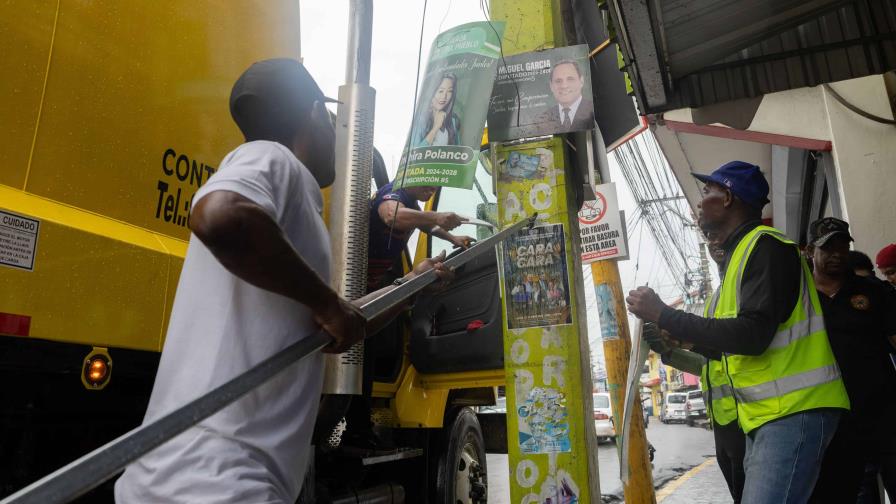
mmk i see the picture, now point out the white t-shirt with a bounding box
[115,141,331,503]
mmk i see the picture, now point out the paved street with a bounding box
[487,420,718,503]
[655,458,733,504]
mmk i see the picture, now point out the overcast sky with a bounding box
[300,2,704,365]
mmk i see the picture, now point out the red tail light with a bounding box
[594,412,609,420]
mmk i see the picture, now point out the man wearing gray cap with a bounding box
[115,59,450,503]
[626,161,849,503]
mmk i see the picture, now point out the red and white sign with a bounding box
[578,183,627,264]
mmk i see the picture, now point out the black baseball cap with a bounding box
[229,58,337,141]
[692,161,770,209]
[808,217,854,247]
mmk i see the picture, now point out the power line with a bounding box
[611,132,707,301]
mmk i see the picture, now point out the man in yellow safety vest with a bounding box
[645,228,746,502]
[627,161,850,504]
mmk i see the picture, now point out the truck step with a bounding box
[359,447,424,466]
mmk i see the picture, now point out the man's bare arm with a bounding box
[190,190,364,353]
[353,252,453,334]
[377,200,465,233]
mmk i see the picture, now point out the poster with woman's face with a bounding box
[412,73,461,149]
[393,22,504,190]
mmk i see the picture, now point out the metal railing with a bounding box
[1,215,533,504]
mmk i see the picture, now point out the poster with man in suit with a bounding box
[487,44,594,141]
[541,59,594,132]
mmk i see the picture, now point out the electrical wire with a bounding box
[611,131,706,300]
[388,0,429,248]
[823,83,896,126]
[480,0,522,128]
[437,0,453,34]
[631,217,645,286]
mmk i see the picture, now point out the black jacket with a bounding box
[538,98,594,133]
[658,220,802,359]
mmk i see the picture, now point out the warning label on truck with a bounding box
[0,211,40,271]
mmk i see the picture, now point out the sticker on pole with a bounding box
[0,211,40,271]
[595,283,620,341]
[578,182,627,263]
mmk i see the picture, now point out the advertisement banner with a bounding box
[487,44,594,142]
[578,182,627,264]
[393,22,504,189]
[496,138,591,504]
[503,224,572,330]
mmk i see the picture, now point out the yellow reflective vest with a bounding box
[715,225,849,433]
[700,292,738,426]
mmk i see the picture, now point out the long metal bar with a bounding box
[1,215,534,504]
[356,215,534,319]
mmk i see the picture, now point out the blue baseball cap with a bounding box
[692,161,770,208]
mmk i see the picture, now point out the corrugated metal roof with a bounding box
[608,0,896,114]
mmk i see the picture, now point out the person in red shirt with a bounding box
[876,244,896,287]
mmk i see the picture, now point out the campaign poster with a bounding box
[488,44,594,142]
[393,22,504,190]
[502,223,572,329]
[578,182,628,263]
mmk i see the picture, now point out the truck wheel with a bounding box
[434,407,487,504]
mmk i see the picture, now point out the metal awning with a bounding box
[607,0,896,114]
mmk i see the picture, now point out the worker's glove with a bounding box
[643,322,673,354]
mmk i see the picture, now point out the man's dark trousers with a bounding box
[714,419,746,503]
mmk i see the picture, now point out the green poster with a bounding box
[393,21,504,190]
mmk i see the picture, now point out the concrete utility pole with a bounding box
[591,259,657,502]
[489,0,601,502]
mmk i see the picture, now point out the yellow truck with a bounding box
[1,2,507,501]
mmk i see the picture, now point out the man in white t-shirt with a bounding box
[115,59,450,503]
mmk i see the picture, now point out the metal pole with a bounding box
[323,0,376,394]
[345,0,373,85]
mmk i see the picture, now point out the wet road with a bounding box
[487,420,717,502]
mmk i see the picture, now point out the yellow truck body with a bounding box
[1,3,502,501]
[1,0,301,351]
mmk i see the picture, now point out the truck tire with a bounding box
[433,407,487,504]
